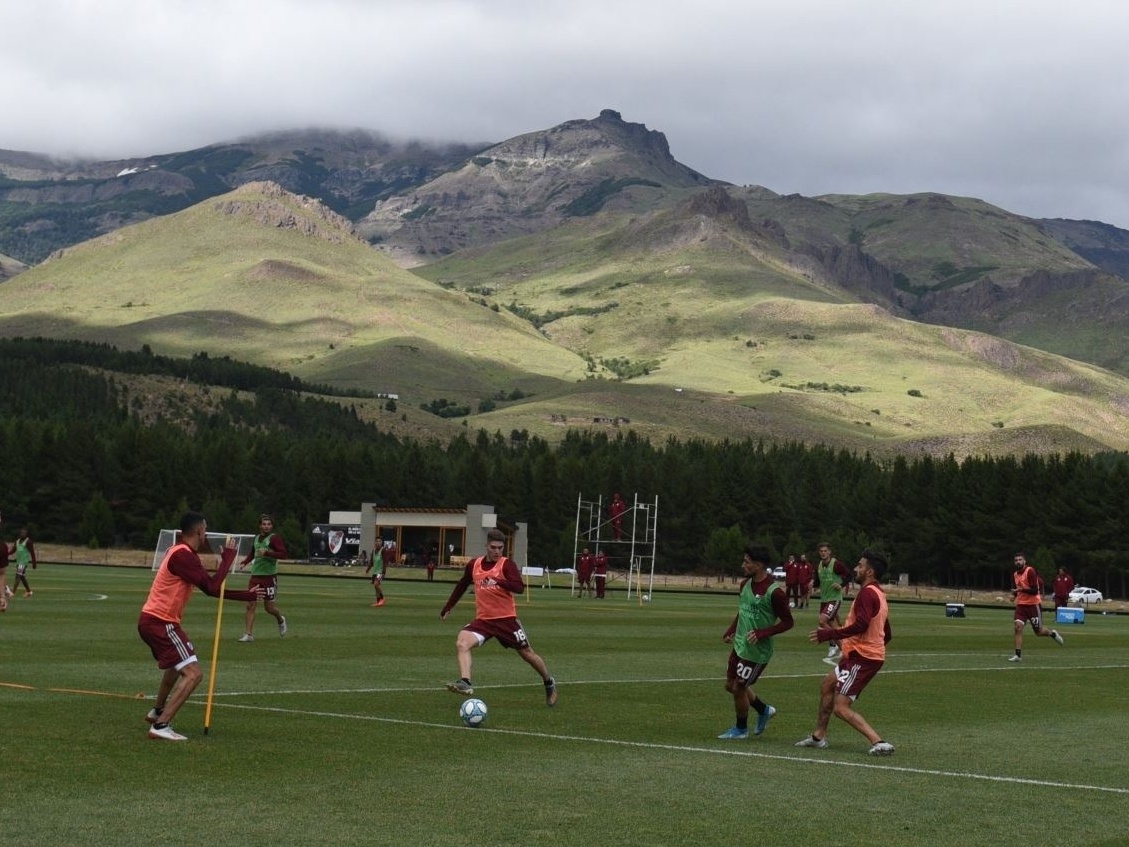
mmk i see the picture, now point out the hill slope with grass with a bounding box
[4,181,1129,456]
[0,182,589,402]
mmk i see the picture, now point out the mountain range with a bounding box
[4,109,1129,456]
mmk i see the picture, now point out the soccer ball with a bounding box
[459,698,488,727]
[642,594,650,602]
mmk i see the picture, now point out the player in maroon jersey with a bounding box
[138,512,263,740]
[593,549,608,598]
[576,547,593,597]
[1010,552,1063,661]
[1051,566,1074,609]
[440,529,558,706]
[608,493,627,541]
[795,550,895,756]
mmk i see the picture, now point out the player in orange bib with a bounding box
[137,511,263,741]
[795,549,895,756]
[440,528,558,706]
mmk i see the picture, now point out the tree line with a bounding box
[1,340,1126,598]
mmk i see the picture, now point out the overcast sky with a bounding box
[5,1,1129,227]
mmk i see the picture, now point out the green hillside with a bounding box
[6,181,1129,457]
[0,182,588,396]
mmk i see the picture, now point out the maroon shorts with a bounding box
[833,653,883,700]
[1014,604,1043,628]
[819,599,842,621]
[463,616,531,650]
[726,651,768,689]
[138,613,198,671]
[248,575,277,601]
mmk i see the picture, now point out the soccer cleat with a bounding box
[25,591,32,598]
[446,679,474,696]
[371,601,382,607]
[1007,655,1022,662]
[717,726,749,740]
[278,616,288,637]
[376,598,386,607]
[148,725,187,741]
[545,678,558,707]
[238,633,255,642]
[795,735,829,748]
[754,704,777,736]
[145,708,163,724]
[868,740,895,756]
[1051,629,1064,646]
[827,644,840,658]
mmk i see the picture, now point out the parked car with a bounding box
[1068,586,1103,604]
[771,567,787,581]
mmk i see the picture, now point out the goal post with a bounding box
[152,529,258,570]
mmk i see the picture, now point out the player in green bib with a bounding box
[816,542,853,659]
[717,544,794,740]
[11,527,38,598]
[237,514,289,641]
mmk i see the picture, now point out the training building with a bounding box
[320,503,527,567]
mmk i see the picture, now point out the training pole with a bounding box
[203,576,225,734]
[203,541,231,735]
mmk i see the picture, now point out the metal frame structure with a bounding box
[572,492,659,599]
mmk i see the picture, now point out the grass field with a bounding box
[2,565,1127,847]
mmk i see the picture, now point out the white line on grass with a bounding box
[205,700,1129,796]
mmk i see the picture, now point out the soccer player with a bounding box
[795,549,895,756]
[1009,552,1064,661]
[440,528,558,706]
[0,516,9,612]
[237,514,289,642]
[593,548,608,598]
[11,527,37,598]
[366,544,386,606]
[137,511,263,741]
[814,541,852,658]
[576,547,593,597]
[717,544,794,740]
[1051,566,1074,610]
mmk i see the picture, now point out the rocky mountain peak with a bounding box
[359,110,713,264]
[213,181,361,245]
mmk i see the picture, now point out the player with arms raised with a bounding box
[137,511,263,741]
[440,528,558,706]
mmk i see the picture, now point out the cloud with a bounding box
[4,0,1129,226]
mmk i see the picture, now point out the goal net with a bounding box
[152,529,258,570]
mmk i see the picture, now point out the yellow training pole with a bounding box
[203,537,231,735]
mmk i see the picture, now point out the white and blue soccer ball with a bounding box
[459,697,488,727]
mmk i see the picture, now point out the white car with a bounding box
[771,567,787,581]
[1068,586,1103,604]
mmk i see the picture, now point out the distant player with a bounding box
[11,527,37,598]
[815,542,851,658]
[1009,552,1064,661]
[237,514,288,641]
[593,549,608,599]
[576,547,593,597]
[0,515,9,611]
[138,511,263,740]
[366,544,386,607]
[440,529,558,706]
[717,544,793,740]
